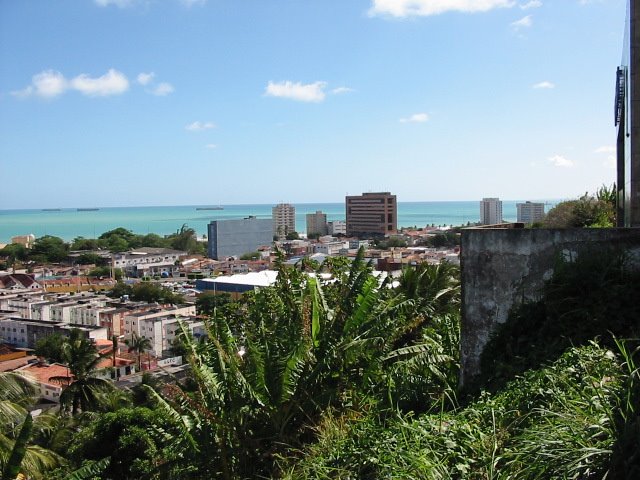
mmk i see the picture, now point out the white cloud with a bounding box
[595,145,615,154]
[12,70,67,98]
[533,81,555,89]
[548,155,575,168]
[520,0,542,9]
[94,0,135,7]
[265,81,327,102]
[331,86,355,95]
[185,121,216,131]
[205,143,217,149]
[70,69,129,96]
[400,112,429,123]
[368,0,515,18]
[137,72,155,86]
[151,82,174,96]
[12,69,129,98]
[511,15,532,30]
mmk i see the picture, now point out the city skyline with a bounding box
[0,0,626,209]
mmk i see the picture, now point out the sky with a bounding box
[0,0,628,209]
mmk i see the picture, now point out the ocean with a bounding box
[0,201,556,242]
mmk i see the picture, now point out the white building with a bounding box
[517,201,546,224]
[113,248,187,278]
[327,220,347,236]
[123,305,197,356]
[480,198,503,225]
[272,203,296,238]
[314,241,347,256]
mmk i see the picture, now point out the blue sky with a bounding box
[0,0,627,208]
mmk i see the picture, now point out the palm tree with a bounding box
[51,329,113,415]
[0,373,62,479]
[125,332,152,372]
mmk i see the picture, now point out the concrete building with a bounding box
[346,192,397,238]
[516,201,545,224]
[207,216,273,260]
[10,234,35,249]
[272,203,296,238]
[617,0,640,226]
[479,198,503,225]
[0,318,108,349]
[306,211,328,237]
[327,220,347,236]
[113,248,187,278]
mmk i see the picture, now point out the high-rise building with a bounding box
[272,203,296,238]
[616,0,639,226]
[517,201,545,224]
[306,210,328,237]
[207,217,273,260]
[346,192,397,237]
[480,198,503,225]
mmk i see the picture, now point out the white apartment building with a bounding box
[480,198,503,225]
[314,241,348,256]
[517,201,546,224]
[113,248,187,278]
[327,220,347,236]
[123,305,197,356]
[69,304,115,327]
[272,203,296,238]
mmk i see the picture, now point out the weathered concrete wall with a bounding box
[460,228,640,386]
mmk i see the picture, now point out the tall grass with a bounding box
[281,342,636,479]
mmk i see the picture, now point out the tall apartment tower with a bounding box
[480,198,503,225]
[346,192,397,238]
[516,201,545,224]
[272,203,296,238]
[306,210,328,237]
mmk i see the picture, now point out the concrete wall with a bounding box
[460,227,640,386]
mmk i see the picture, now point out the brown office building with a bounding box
[346,192,397,237]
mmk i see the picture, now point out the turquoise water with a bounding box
[0,201,555,242]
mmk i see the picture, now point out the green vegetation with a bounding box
[543,184,617,228]
[0,224,206,269]
[107,281,184,304]
[5,246,639,479]
[239,251,261,260]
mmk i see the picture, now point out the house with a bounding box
[0,274,41,291]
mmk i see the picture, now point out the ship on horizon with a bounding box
[77,208,100,211]
[196,206,224,211]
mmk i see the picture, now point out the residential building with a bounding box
[314,241,347,256]
[112,247,187,278]
[306,211,328,236]
[0,274,41,291]
[123,305,197,352]
[479,198,503,225]
[272,203,296,238]
[517,201,546,224]
[346,192,397,237]
[0,318,108,349]
[207,216,273,260]
[327,220,347,236]
[10,234,35,249]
